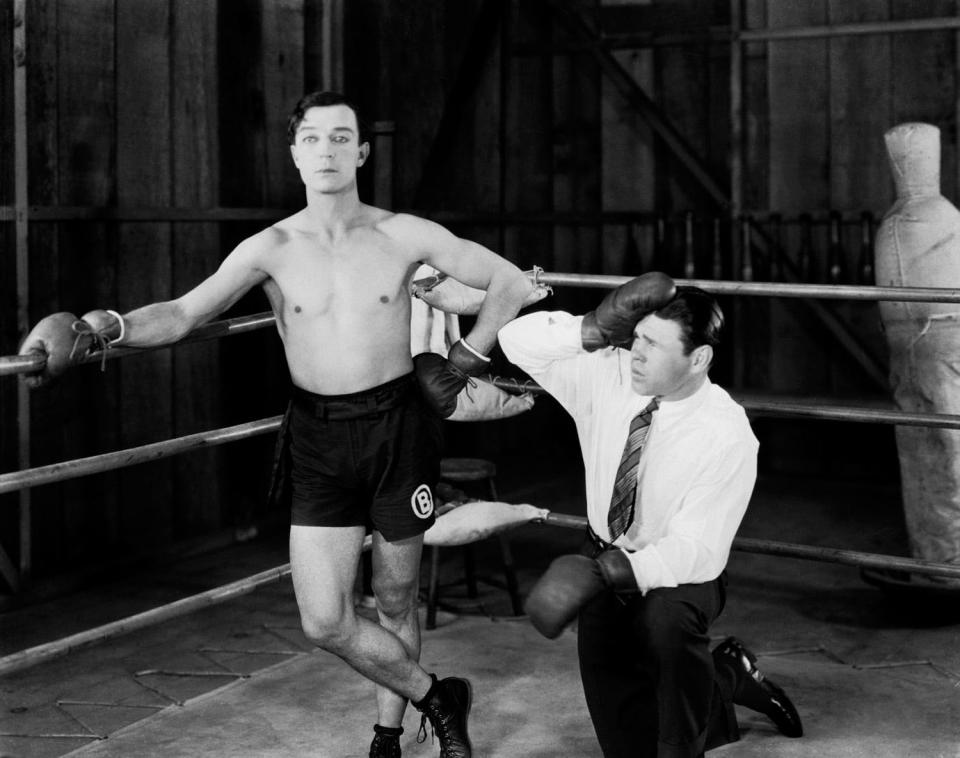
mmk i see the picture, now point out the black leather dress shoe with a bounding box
[713,636,803,738]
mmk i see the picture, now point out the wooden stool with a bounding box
[425,457,524,629]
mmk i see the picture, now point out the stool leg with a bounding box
[497,535,524,616]
[463,545,478,598]
[426,545,440,630]
[487,474,522,615]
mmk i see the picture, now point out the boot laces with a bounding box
[417,714,431,745]
[369,733,401,758]
[416,702,456,749]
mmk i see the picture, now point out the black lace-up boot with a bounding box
[413,674,472,758]
[369,724,403,758]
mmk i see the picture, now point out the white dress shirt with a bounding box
[499,310,758,594]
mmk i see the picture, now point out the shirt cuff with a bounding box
[625,547,678,595]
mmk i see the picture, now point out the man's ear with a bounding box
[358,141,370,166]
[693,344,713,372]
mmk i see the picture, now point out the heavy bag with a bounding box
[875,122,960,579]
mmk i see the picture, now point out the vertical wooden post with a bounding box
[683,211,695,279]
[711,217,723,280]
[739,215,753,282]
[13,0,28,588]
[859,211,875,284]
[729,0,745,388]
[770,213,783,281]
[372,120,395,209]
[321,0,344,91]
[498,0,509,258]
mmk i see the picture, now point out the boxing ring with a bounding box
[3,271,960,677]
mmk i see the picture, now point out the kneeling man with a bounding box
[499,276,802,757]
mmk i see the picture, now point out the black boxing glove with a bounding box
[581,272,676,351]
[524,550,637,639]
[414,339,490,418]
[18,309,124,388]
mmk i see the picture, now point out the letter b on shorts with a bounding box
[411,484,434,519]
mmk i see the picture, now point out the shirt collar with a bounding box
[653,377,712,419]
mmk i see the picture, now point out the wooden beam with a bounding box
[13,0,29,588]
[0,205,917,225]
[543,0,731,210]
[741,15,960,42]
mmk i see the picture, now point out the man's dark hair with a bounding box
[286,91,370,145]
[654,286,724,355]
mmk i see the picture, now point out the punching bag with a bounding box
[875,122,960,583]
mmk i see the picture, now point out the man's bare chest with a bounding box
[266,236,415,314]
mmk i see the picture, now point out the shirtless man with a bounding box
[19,91,534,758]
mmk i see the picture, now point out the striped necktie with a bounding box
[607,398,659,541]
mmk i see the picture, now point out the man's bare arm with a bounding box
[19,237,267,387]
[403,216,534,354]
[116,238,268,346]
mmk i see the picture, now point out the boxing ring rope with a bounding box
[0,418,282,495]
[2,507,959,678]
[535,273,960,302]
[4,271,960,674]
[4,276,960,380]
[7,387,960,498]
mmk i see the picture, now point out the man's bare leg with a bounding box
[289,524,432,702]
[369,530,424,728]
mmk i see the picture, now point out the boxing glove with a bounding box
[414,339,490,418]
[581,272,676,351]
[524,550,637,639]
[19,310,123,388]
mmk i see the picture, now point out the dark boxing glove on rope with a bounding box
[19,309,125,387]
[414,338,490,418]
[524,549,638,639]
[581,271,676,351]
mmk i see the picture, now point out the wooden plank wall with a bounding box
[348,0,959,475]
[759,0,957,475]
[0,0,329,588]
[4,0,960,584]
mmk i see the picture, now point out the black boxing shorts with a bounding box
[281,372,442,542]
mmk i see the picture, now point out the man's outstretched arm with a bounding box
[19,238,267,387]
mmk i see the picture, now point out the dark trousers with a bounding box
[577,537,739,758]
